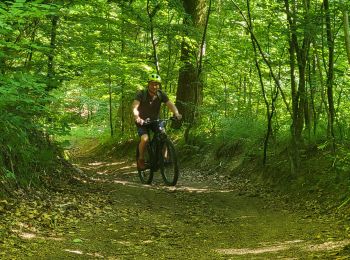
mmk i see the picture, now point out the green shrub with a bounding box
[0,73,66,187]
[215,116,266,151]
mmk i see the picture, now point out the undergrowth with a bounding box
[172,117,350,214]
[0,73,70,196]
[58,117,350,216]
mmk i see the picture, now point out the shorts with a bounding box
[136,121,160,136]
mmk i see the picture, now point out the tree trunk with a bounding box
[284,0,312,173]
[46,15,59,91]
[117,0,133,135]
[147,0,160,73]
[324,0,335,149]
[284,0,311,145]
[176,0,207,124]
[25,19,40,70]
[246,0,279,165]
[106,9,114,137]
[343,10,350,66]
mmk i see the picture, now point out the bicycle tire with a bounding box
[136,143,154,184]
[160,139,179,186]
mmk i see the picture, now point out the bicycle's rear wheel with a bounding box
[136,143,154,184]
[160,139,179,186]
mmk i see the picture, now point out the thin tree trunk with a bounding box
[25,19,40,69]
[343,10,350,66]
[106,10,114,137]
[231,1,291,116]
[147,0,160,74]
[324,0,335,150]
[118,1,131,135]
[197,0,211,77]
[309,53,317,137]
[46,15,58,91]
[247,0,278,165]
[108,63,114,137]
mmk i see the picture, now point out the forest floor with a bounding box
[1,143,350,259]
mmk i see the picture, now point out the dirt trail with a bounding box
[1,154,350,259]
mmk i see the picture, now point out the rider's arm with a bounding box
[132,100,143,124]
[165,100,182,120]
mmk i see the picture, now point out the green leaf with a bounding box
[4,169,16,179]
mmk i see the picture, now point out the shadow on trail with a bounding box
[66,155,350,259]
[73,156,237,194]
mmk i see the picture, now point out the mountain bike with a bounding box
[136,118,179,186]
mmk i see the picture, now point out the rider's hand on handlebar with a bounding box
[174,113,182,120]
[135,117,144,125]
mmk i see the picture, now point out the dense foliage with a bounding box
[1,0,350,189]
[0,1,68,189]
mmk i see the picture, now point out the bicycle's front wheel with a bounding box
[160,139,179,186]
[136,143,154,184]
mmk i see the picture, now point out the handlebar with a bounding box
[142,117,178,126]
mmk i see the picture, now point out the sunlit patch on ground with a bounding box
[64,249,104,258]
[116,240,132,246]
[217,244,289,255]
[97,170,109,175]
[108,175,237,193]
[217,240,303,255]
[113,180,140,187]
[216,239,350,256]
[72,176,87,183]
[88,161,127,166]
[107,161,128,166]
[14,230,64,241]
[141,240,153,244]
[170,186,234,193]
[64,249,83,255]
[88,162,104,166]
[78,160,128,171]
[305,239,350,252]
[119,165,134,170]
[18,232,37,239]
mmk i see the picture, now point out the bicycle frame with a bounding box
[136,118,179,186]
[148,120,169,169]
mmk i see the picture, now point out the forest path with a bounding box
[1,152,350,259]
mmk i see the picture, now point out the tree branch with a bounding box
[231,0,291,116]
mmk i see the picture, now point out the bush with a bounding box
[214,117,266,155]
[0,73,66,188]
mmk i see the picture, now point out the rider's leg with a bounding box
[137,133,149,169]
[138,133,149,160]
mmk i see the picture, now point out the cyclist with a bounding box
[132,73,182,170]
